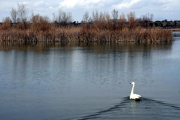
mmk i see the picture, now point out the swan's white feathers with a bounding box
[130,82,141,100]
[130,94,141,99]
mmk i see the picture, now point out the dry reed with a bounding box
[0,26,173,42]
[0,13,173,42]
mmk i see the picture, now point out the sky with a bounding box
[0,0,180,22]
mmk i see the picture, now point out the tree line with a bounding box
[3,3,154,28]
[0,3,173,42]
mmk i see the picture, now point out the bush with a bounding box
[31,14,51,32]
[1,21,11,30]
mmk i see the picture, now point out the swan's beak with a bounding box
[130,83,132,84]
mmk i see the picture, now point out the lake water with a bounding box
[0,32,180,120]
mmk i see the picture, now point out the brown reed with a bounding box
[1,21,11,30]
[0,13,173,42]
[0,26,173,42]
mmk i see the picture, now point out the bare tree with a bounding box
[82,11,89,23]
[2,17,12,30]
[119,12,126,30]
[99,12,106,22]
[119,13,126,22]
[88,17,92,22]
[57,10,63,23]
[4,17,12,22]
[66,12,72,23]
[92,10,99,22]
[17,3,28,23]
[150,14,153,21]
[139,13,154,28]
[29,12,34,23]
[52,13,56,23]
[10,7,18,23]
[127,12,136,22]
[112,9,118,21]
[127,12,138,30]
[61,12,67,23]
[16,18,21,23]
[105,12,111,22]
[16,3,28,29]
[31,14,51,31]
[55,10,73,24]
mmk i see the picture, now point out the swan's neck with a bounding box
[131,84,135,94]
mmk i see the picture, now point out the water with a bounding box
[0,33,180,120]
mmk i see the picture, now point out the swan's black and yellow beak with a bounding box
[130,82,132,84]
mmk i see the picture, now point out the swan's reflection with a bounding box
[130,100,137,114]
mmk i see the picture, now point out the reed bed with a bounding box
[0,22,173,42]
[0,8,174,42]
[0,27,173,42]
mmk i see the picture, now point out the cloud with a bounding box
[112,0,141,9]
[34,1,45,7]
[59,0,79,8]
[0,0,179,22]
[59,0,105,8]
[34,0,49,8]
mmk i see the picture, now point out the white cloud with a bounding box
[59,0,104,8]
[113,0,141,9]
[59,0,79,8]
[22,2,29,5]
[34,0,49,7]
[34,1,44,7]
[0,0,180,22]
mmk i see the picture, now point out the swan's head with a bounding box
[130,82,135,84]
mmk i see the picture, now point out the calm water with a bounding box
[0,33,180,120]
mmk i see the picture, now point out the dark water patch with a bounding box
[78,97,180,120]
[0,41,173,53]
[173,32,180,37]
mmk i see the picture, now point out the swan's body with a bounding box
[130,82,141,100]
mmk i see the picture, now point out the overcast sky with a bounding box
[0,0,180,22]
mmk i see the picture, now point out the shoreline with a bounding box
[170,28,180,31]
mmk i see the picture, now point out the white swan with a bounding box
[130,82,141,100]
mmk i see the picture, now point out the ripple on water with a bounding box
[78,97,180,120]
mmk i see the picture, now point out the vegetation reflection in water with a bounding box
[0,41,173,52]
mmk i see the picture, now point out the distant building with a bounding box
[174,21,180,27]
